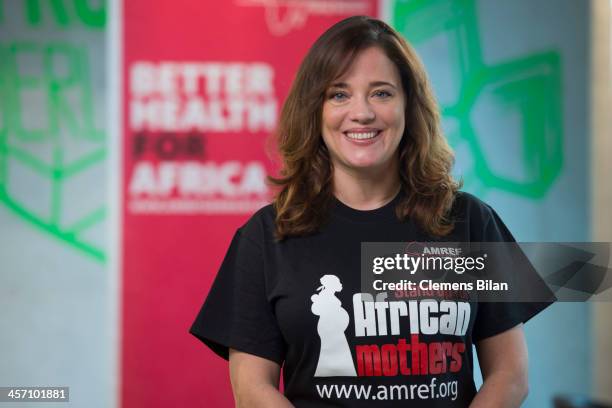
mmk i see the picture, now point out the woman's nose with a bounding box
[348,97,375,123]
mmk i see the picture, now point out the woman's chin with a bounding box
[344,159,388,172]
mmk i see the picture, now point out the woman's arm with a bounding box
[229,348,294,408]
[470,324,529,408]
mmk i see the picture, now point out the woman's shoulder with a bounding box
[452,191,497,222]
[237,203,277,244]
[451,191,515,242]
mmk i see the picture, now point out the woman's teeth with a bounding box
[345,131,379,140]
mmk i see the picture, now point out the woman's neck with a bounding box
[331,161,401,210]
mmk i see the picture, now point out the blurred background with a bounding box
[0,0,610,407]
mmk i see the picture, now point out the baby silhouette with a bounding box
[311,275,357,377]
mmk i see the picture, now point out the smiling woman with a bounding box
[268,16,459,240]
[321,46,405,182]
[190,15,552,408]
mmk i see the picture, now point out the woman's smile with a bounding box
[322,46,406,173]
[343,128,382,144]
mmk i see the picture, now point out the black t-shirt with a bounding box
[190,191,551,407]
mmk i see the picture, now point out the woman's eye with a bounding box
[373,90,392,98]
[330,92,347,101]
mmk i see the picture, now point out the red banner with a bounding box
[121,1,378,406]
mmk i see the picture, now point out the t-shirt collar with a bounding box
[331,188,404,223]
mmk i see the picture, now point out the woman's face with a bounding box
[321,46,406,175]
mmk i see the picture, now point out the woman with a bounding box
[191,16,550,407]
[311,275,356,377]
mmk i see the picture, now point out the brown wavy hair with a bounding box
[268,16,460,240]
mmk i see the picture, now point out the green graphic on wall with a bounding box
[0,1,107,262]
[393,0,563,198]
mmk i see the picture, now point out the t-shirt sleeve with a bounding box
[472,205,555,342]
[189,228,287,365]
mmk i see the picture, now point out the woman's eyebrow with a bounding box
[370,81,398,89]
[328,81,398,89]
[329,82,349,89]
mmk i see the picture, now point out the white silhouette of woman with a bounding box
[310,275,357,377]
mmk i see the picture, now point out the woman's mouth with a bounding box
[344,130,382,141]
